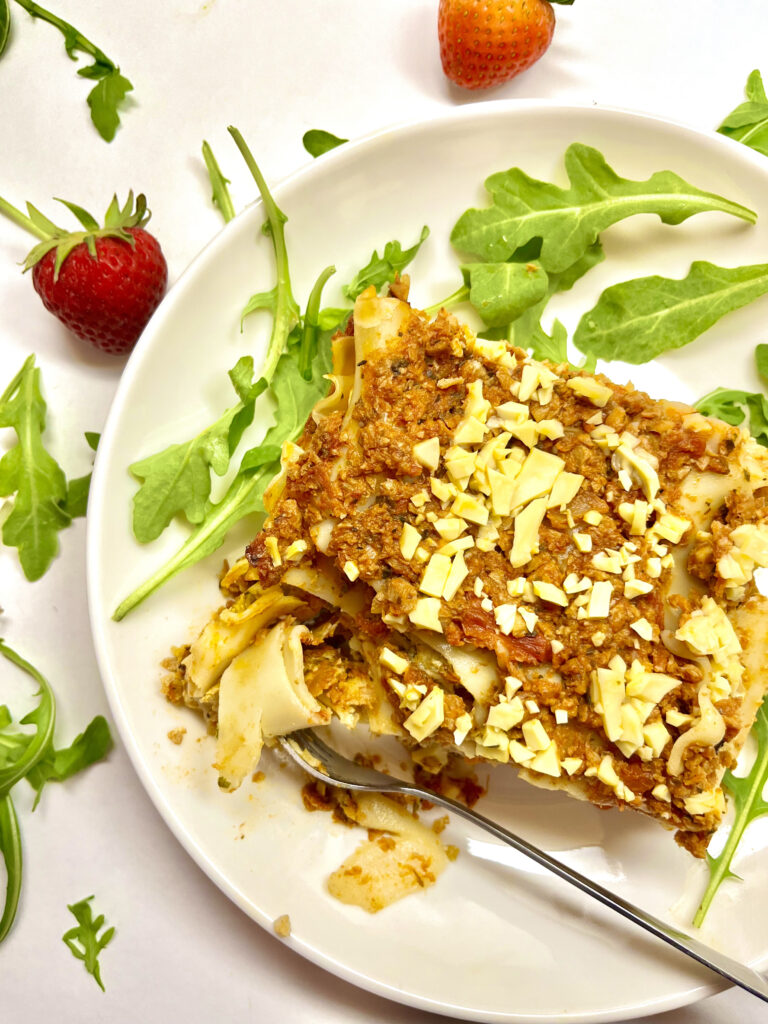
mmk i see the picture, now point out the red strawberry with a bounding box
[1,192,167,355]
[438,0,572,90]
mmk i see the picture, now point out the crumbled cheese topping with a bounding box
[265,535,282,567]
[404,688,445,742]
[400,522,422,560]
[412,437,441,472]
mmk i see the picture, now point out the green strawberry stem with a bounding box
[0,196,49,241]
[12,0,112,67]
[227,125,299,385]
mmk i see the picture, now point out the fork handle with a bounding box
[406,786,768,1004]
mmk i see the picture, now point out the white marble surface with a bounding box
[1,1,766,1020]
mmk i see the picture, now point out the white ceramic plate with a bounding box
[87,102,768,1022]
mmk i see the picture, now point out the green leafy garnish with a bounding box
[0,794,21,943]
[528,318,569,364]
[125,129,300,549]
[717,69,768,158]
[450,143,755,274]
[462,261,549,328]
[756,342,768,382]
[0,356,70,580]
[129,358,265,543]
[25,716,113,809]
[10,0,133,141]
[303,129,348,158]
[231,126,301,381]
[0,640,55,795]
[693,699,768,926]
[0,0,10,58]
[202,141,235,224]
[114,320,333,620]
[0,641,113,946]
[0,358,96,578]
[574,261,768,364]
[696,389,768,445]
[342,225,430,300]
[62,895,115,991]
[695,347,768,446]
[299,264,336,380]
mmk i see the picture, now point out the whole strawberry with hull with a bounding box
[438,0,575,91]
[0,191,167,355]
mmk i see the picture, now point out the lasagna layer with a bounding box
[168,287,768,856]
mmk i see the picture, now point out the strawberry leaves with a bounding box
[693,698,768,926]
[718,69,768,158]
[62,896,115,991]
[10,0,133,141]
[451,143,756,273]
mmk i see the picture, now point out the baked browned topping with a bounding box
[169,291,768,854]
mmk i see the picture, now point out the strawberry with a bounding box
[0,192,167,355]
[438,0,573,90]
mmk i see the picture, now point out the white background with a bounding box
[1,1,767,1021]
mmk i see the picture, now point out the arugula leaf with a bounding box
[462,261,548,327]
[129,358,265,543]
[717,69,768,158]
[0,794,21,943]
[303,129,348,158]
[0,639,55,796]
[0,0,10,58]
[756,343,768,383]
[113,326,333,620]
[230,127,300,382]
[26,716,113,809]
[202,141,235,224]
[0,644,113,947]
[693,698,768,926]
[63,473,90,518]
[0,355,72,580]
[62,895,115,991]
[342,225,430,301]
[574,261,768,364]
[450,143,756,274]
[299,265,336,379]
[11,0,133,142]
[85,69,132,144]
[316,307,350,331]
[528,318,569,364]
[695,388,768,445]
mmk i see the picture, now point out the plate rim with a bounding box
[87,98,768,1022]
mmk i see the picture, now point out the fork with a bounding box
[278,728,768,1005]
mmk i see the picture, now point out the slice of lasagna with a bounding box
[167,286,768,855]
